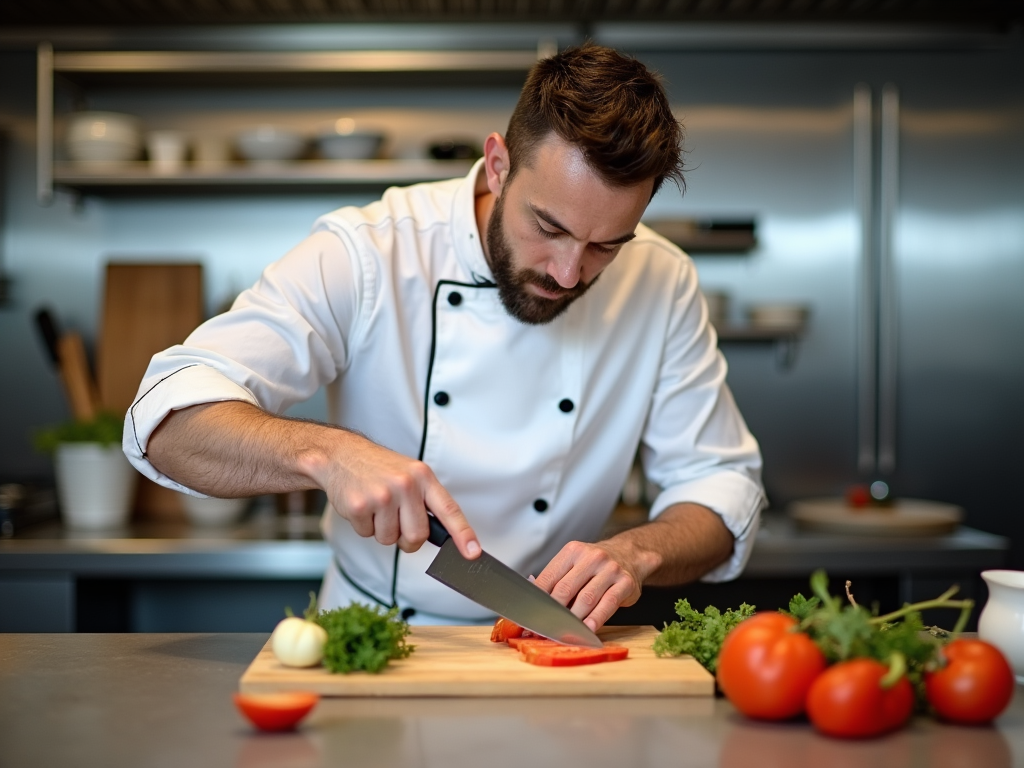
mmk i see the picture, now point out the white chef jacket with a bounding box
[124,160,765,623]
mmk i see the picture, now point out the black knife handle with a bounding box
[427,514,450,547]
[34,308,61,368]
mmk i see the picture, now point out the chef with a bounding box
[124,43,765,630]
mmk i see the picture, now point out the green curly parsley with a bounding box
[653,599,755,672]
[314,603,414,674]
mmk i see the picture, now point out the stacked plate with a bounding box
[66,112,142,167]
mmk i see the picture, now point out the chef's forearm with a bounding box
[603,503,734,587]
[146,400,344,497]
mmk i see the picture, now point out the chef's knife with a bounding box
[424,515,603,649]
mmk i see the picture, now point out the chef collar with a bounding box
[450,158,496,286]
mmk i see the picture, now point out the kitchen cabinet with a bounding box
[36,43,551,202]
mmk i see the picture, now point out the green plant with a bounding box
[33,411,124,454]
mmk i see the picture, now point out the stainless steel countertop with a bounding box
[0,511,1008,579]
[1,633,1022,768]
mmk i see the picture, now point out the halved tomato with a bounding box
[490,617,526,642]
[233,692,319,732]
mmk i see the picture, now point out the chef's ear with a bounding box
[483,132,510,196]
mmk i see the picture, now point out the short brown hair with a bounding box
[505,43,684,196]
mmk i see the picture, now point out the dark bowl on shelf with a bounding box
[428,140,481,161]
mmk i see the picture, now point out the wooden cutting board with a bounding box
[239,625,713,698]
[97,262,203,414]
[97,263,204,520]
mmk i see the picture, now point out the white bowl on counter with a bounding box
[66,111,142,167]
[317,118,385,160]
[181,494,249,527]
[236,126,305,163]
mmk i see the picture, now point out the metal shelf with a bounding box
[51,49,544,75]
[52,159,475,195]
[645,218,758,255]
[716,322,807,369]
[716,323,805,342]
[37,42,547,202]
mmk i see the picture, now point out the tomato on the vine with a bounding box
[716,612,826,720]
[806,658,914,738]
[925,639,1015,724]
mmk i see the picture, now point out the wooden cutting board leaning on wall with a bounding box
[97,263,204,520]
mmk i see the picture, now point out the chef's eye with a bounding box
[534,222,561,240]
[591,243,616,256]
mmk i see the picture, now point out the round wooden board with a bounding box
[788,497,964,537]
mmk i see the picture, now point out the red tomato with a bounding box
[925,639,1015,724]
[716,612,826,720]
[845,484,871,508]
[490,617,525,643]
[233,692,319,732]
[520,643,629,667]
[507,637,558,650]
[806,658,914,738]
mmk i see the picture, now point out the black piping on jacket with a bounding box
[336,277,496,613]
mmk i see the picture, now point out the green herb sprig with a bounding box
[653,599,755,672]
[314,603,414,674]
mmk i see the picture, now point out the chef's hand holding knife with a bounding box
[304,429,483,560]
[146,401,482,561]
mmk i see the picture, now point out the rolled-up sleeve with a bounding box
[642,256,766,582]
[123,229,367,494]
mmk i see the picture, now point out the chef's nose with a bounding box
[546,242,586,289]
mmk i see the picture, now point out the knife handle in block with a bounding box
[427,515,450,547]
[57,332,100,423]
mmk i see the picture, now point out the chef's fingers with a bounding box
[582,580,636,632]
[341,492,376,538]
[372,509,400,547]
[396,498,430,553]
[565,567,620,622]
[423,476,481,559]
[533,541,589,603]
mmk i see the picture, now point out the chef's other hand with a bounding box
[308,431,481,559]
[533,540,647,632]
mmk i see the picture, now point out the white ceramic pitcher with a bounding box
[979,570,1024,684]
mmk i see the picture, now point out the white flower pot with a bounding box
[55,443,137,530]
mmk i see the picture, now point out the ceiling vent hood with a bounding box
[0,1,1021,52]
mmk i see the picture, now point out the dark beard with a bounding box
[485,193,599,326]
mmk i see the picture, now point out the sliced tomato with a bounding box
[507,636,559,650]
[490,617,526,642]
[520,643,629,667]
[233,692,319,732]
[602,644,629,662]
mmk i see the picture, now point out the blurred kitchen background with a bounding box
[0,1,1022,632]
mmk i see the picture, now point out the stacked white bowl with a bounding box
[66,112,142,167]
[236,125,306,163]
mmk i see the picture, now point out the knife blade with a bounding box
[424,515,603,649]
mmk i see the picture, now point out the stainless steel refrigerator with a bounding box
[636,41,1024,566]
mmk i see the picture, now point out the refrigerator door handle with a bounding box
[854,83,876,474]
[877,84,900,474]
